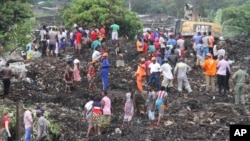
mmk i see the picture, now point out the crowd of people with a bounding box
[0,104,48,141]
[0,21,250,140]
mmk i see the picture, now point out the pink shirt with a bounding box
[217,59,230,76]
[101,96,111,115]
[24,110,33,129]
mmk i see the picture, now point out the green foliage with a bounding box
[1,19,35,52]
[218,1,250,37]
[62,0,142,38]
[0,0,33,51]
[214,9,223,24]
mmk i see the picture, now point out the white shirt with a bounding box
[149,62,161,74]
[159,36,166,48]
[70,32,74,39]
[40,29,47,41]
[213,45,218,56]
[217,49,225,58]
[161,63,173,79]
[92,50,101,61]
[177,39,185,50]
[24,110,33,129]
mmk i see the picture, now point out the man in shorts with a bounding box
[75,28,82,55]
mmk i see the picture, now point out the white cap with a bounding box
[73,24,78,27]
[219,36,224,41]
[73,59,80,64]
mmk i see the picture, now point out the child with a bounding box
[157,98,167,127]
[87,62,96,91]
[64,70,73,93]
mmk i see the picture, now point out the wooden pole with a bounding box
[16,102,21,141]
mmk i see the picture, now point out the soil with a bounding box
[6,38,250,141]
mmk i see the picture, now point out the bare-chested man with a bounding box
[0,62,12,99]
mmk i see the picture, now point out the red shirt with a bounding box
[87,67,95,76]
[143,42,148,53]
[3,116,10,128]
[100,28,105,38]
[64,72,73,82]
[90,31,98,41]
[75,32,82,44]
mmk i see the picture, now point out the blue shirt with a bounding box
[167,39,176,46]
[164,49,171,59]
[101,58,109,71]
[193,35,202,44]
[195,43,203,56]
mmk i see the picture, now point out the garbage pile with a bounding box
[6,38,250,141]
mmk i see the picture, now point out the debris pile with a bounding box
[6,38,250,141]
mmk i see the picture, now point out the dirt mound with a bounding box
[7,38,250,141]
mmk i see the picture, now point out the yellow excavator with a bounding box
[175,3,221,38]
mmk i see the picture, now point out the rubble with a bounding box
[5,38,250,141]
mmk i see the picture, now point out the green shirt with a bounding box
[148,45,155,52]
[91,40,101,50]
[232,69,249,83]
[110,24,119,32]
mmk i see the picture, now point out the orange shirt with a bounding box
[201,58,218,76]
[208,36,214,48]
[135,64,146,77]
[136,40,143,52]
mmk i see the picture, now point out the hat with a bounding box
[163,58,168,62]
[151,57,156,61]
[73,59,80,64]
[22,104,29,110]
[90,61,96,64]
[73,23,78,27]
[206,53,212,57]
[219,36,224,41]
[140,58,145,62]
[167,45,173,49]
[36,109,42,115]
[102,52,108,57]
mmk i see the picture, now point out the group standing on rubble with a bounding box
[1,21,250,140]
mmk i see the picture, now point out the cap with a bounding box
[151,57,156,61]
[73,23,78,27]
[163,58,168,62]
[73,59,80,64]
[36,109,42,115]
[206,53,212,57]
[140,58,145,62]
[102,52,108,57]
[219,36,224,41]
[167,45,173,49]
[22,104,29,110]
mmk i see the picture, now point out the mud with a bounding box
[6,38,250,141]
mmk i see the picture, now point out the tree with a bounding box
[0,0,33,49]
[62,0,142,38]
